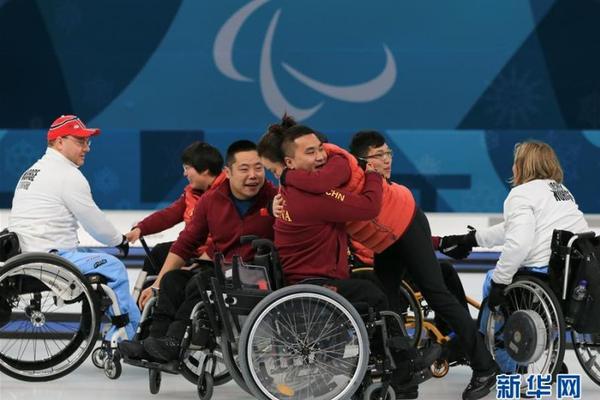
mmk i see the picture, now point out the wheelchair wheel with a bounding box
[362,382,395,400]
[149,368,161,394]
[103,355,122,379]
[91,347,107,369]
[180,348,231,386]
[398,281,423,347]
[220,335,251,394]
[197,371,214,400]
[572,330,600,385]
[239,284,369,400]
[0,253,100,381]
[482,275,565,382]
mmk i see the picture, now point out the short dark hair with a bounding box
[226,140,257,166]
[349,130,386,158]
[280,125,320,157]
[181,141,223,176]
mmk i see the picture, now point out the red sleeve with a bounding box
[310,172,382,222]
[136,193,186,235]
[169,196,210,261]
[283,154,352,194]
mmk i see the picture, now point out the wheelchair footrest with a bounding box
[121,356,180,375]
[395,367,432,389]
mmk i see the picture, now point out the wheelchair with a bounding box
[126,236,433,400]
[478,230,600,390]
[0,251,133,381]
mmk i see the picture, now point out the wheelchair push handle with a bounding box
[139,236,160,273]
[572,231,597,241]
[562,231,598,300]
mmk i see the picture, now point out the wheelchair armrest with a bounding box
[240,235,259,245]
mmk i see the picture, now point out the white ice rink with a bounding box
[2,272,600,399]
[2,352,599,400]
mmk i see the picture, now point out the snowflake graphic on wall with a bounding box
[416,154,442,174]
[3,141,38,178]
[483,67,543,128]
[93,167,120,194]
[485,131,501,150]
[578,90,600,128]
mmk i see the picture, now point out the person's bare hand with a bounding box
[365,162,377,173]
[125,227,141,244]
[138,286,156,309]
[272,194,285,218]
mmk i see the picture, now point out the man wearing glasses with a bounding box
[8,115,140,339]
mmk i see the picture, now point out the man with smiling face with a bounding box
[8,115,140,339]
[120,140,277,362]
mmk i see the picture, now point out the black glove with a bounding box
[439,229,477,260]
[487,281,508,310]
[115,235,129,258]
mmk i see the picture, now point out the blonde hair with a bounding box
[510,140,563,186]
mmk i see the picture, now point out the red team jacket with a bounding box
[275,172,383,284]
[285,144,416,253]
[169,180,277,262]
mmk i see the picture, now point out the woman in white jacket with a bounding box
[440,140,589,373]
[441,140,589,308]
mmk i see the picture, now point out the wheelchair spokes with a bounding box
[484,276,565,385]
[572,331,600,385]
[240,286,369,400]
[0,255,100,381]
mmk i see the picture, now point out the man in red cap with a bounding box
[8,115,140,340]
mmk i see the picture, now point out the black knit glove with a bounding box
[115,235,130,258]
[487,281,508,310]
[439,229,477,260]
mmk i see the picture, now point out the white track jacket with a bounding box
[9,148,122,252]
[476,179,589,285]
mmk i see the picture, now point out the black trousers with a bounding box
[404,260,470,336]
[148,263,213,339]
[374,207,496,377]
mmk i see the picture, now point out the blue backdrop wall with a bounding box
[1,129,599,213]
[1,0,599,211]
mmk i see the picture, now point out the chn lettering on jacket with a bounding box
[325,189,345,202]
[279,208,292,222]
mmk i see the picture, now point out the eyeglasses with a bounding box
[359,150,393,161]
[63,136,91,148]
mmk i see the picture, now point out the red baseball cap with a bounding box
[47,115,101,140]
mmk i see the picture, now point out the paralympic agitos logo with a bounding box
[213,0,397,120]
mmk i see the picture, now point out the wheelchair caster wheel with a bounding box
[363,382,395,400]
[92,347,106,369]
[104,356,122,379]
[560,361,568,374]
[197,371,214,400]
[431,359,449,378]
[149,369,162,394]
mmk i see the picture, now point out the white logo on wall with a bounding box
[213,0,397,120]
